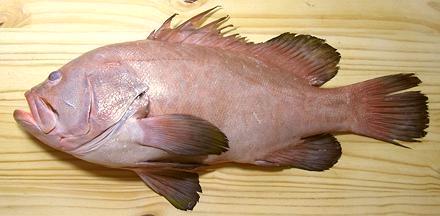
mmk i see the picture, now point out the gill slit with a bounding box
[68,87,149,156]
[84,77,93,137]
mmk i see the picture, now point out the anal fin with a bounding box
[133,169,201,211]
[256,134,342,171]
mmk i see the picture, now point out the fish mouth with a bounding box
[14,91,58,134]
[13,109,38,129]
[14,91,63,151]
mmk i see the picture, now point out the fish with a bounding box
[13,7,429,210]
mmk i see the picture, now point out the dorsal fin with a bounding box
[251,33,341,86]
[148,7,341,86]
[147,7,252,51]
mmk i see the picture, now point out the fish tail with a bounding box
[349,73,429,147]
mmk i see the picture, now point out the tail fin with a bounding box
[350,73,429,147]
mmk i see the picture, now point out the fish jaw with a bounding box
[14,91,62,150]
[14,89,55,134]
[24,90,57,134]
[13,109,38,131]
[13,108,62,148]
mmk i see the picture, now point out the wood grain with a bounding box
[1,0,439,215]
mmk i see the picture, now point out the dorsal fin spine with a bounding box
[148,7,341,86]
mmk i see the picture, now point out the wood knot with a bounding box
[428,1,440,12]
[169,0,207,12]
[0,0,30,27]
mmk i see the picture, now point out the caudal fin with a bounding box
[350,73,429,146]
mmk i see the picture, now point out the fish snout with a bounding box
[25,91,58,134]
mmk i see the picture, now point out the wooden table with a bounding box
[1,0,439,215]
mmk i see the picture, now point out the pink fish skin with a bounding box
[13,8,429,210]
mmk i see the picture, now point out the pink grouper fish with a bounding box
[13,7,429,210]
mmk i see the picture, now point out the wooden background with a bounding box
[1,0,439,215]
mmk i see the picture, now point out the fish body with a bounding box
[14,8,429,210]
[67,39,347,168]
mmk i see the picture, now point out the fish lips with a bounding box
[15,91,58,135]
[13,109,38,131]
[14,91,63,150]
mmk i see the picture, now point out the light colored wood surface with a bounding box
[1,0,439,215]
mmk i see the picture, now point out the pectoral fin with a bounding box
[133,169,201,211]
[136,114,229,156]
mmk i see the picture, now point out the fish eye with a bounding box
[48,71,61,81]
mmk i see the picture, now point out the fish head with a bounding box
[14,47,149,153]
[13,57,96,151]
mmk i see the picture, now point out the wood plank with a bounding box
[0,0,439,215]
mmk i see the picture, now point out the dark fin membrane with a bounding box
[134,169,201,211]
[250,33,341,86]
[350,73,429,147]
[256,134,342,171]
[148,8,340,86]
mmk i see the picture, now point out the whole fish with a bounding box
[13,7,429,210]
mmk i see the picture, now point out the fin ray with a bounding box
[136,114,229,156]
[148,8,340,86]
[250,33,341,86]
[256,134,342,171]
[349,73,429,146]
[134,169,201,211]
